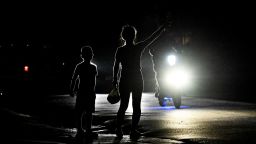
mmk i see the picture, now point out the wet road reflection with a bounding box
[46,93,256,143]
[94,93,256,143]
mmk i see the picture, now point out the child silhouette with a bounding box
[70,46,98,139]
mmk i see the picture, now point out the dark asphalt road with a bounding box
[1,93,256,143]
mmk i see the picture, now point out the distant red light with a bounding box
[24,65,29,72]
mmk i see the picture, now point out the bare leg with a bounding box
[76,110,84,133]
[131,89,142,130]
[116,88,130,128]
[85,112,93,133]
[115,88,130,138]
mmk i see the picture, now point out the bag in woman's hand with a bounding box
[107,87,120,104]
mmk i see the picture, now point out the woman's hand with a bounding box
[112,78,118,88]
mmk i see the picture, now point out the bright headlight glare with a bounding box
[167,55,176,66]
[164,68,191,89]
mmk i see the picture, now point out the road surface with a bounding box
[1,93,256,143]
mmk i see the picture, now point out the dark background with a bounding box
[0,1,255,102]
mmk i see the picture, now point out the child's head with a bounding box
[121,25,137,44]
[80,46,94,62]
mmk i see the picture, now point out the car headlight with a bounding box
[167,55,176,66]
[164,68,191,89]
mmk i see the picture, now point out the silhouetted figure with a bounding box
[112,24,165,139]
[149,44,178,98]
[70,46,98,140]
[149,31,185,98]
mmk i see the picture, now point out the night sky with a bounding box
[0,1,255,99]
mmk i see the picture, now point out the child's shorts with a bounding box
[75,91,96,113]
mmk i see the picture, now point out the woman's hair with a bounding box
[120,25,137,42]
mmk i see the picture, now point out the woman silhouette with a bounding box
[112,24,165,139]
